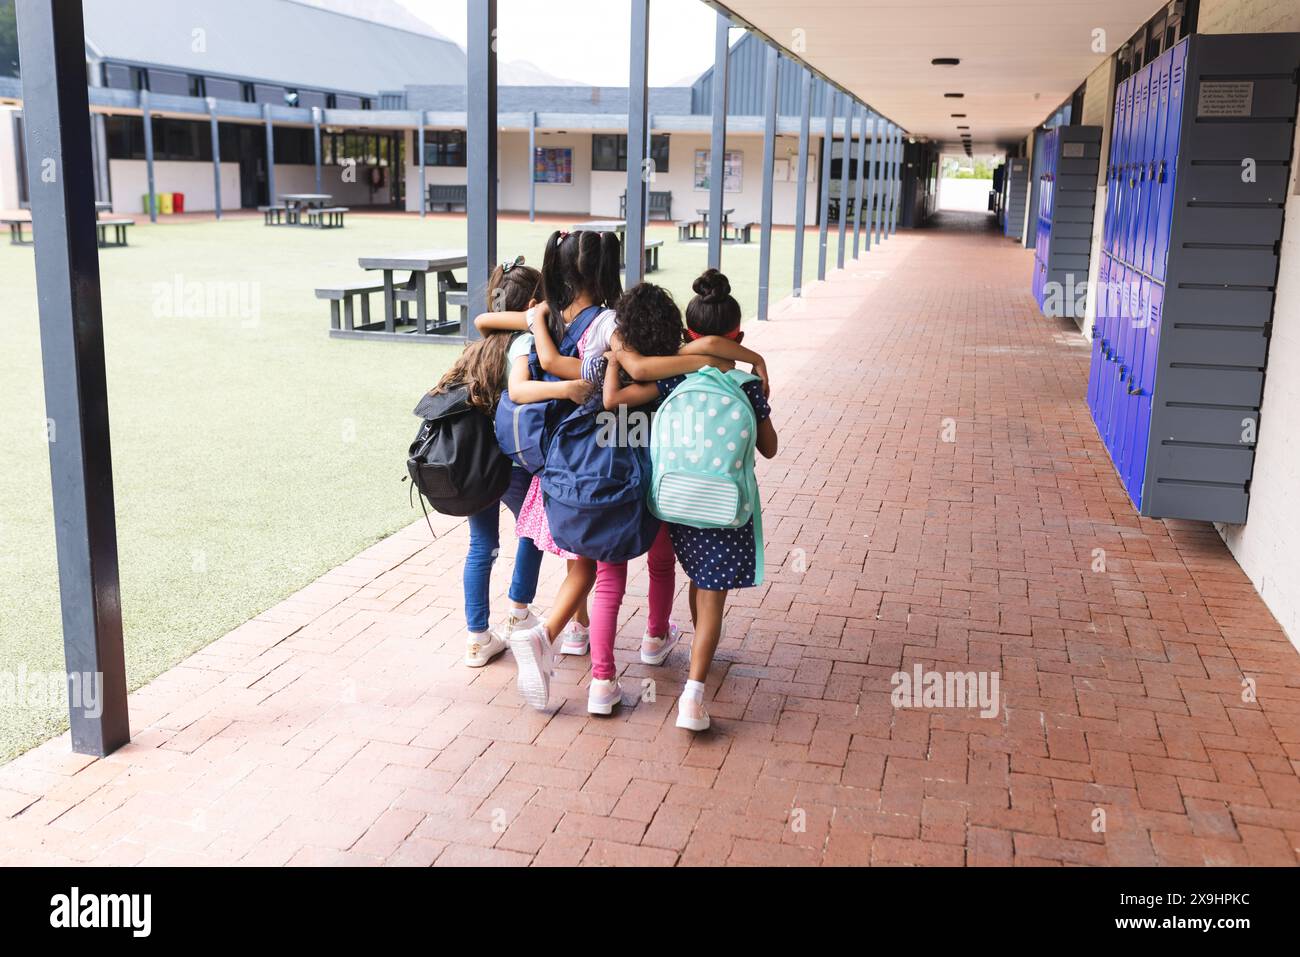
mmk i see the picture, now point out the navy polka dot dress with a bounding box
[656,375,771,591]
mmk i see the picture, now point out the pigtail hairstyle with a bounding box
[685,268,743,337]
[541,229,625,346]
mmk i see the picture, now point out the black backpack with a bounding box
[407,385,512,518]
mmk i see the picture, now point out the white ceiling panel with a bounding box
[716,0,1164,145]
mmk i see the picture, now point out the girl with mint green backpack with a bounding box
[606,270,777,732]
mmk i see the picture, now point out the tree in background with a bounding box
[0,0,17,78]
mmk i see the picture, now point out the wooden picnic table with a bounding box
[281,193,333,225]
[356,248,468,337]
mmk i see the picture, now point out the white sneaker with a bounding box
[676,693,710,732]
[640,621,681,666]
[587,677,624,715]
[557,621,590,656]
[465,630,507,668]
[495,605,539,640]
[509,623,555,711]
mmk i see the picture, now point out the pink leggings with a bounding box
[590,525,675,680]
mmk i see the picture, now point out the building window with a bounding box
[106,115,229,162]
[322,131,395,167]
[591,133,669,173]
[272,127,315,164]
[422,130,466,167]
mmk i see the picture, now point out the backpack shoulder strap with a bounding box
[560,305,603,355]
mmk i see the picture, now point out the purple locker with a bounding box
[1087,255,1111,414]
[1120,276,1152,499]
[1129,283,1164,509]
[1107,77,1132,256]
[1152,42,1187,282]
[1138,52,1166,276]
[1124,65,1152,268]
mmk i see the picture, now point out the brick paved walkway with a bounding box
[3,210,1298,866]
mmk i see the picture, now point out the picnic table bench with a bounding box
[426,184,468,212]
[306,206,348,229]
[643,239,663,273]
[259,205,286,226]
[96,218,133,247]
[5,215,133,248]
[316,280,383,331]
[3,218,32,245]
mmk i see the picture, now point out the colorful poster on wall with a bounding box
[533,147,573,184]
[693,150,742,193]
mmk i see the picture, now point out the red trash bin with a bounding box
[172,192,185,214]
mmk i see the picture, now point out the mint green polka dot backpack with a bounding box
[649,366,764,583]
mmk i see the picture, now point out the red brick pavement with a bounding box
[2,210,1298,866]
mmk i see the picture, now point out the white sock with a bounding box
[682,679,705,702]
[510,604,529,619]
[468,629,489,641]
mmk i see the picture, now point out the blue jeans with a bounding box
[464,468,543,633]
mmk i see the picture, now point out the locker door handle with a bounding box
[1127,381,1143,396]
[1157,160,1167,183]
[1148,162,1157,180]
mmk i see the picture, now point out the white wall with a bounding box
[589,132,822,227]
[1078,56,1117,340]
[396,128,825,226]
[0,107,20,211]
[107,159,241,214]
[1198,0,1300,647]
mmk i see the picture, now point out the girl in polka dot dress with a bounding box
[604,271,778,731]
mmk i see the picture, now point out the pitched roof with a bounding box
[81,0,466,95]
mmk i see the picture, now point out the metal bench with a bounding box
[316,280,383,331]
[728,221,757,245]
[677,220,704,242]
[620,190,673,221]
[426,184,468,212]
[95,218,132,247]
[259,204,287,225]
[306,206,348,229]
[643,239,664,273]
[3,218,32,245]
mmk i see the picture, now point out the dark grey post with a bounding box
[15,0,130,757]
[756,43,778,320]
[878,123,892,243]
[141,89,156,222]
[867,115,880,249]
[852,105,867,258]
[625,0,650,285]
[836,98,852,269]
[791,68,811,296]
[527,110,536,223]
[889,126,902,235]
[263,103,277,209]
[207,97,222,220]
[816,85,835,280]
[417,119,426,218]
[706,11,729,271]
[466,0,497,340]
[312,106,322,195]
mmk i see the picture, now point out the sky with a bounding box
[397,0,722,87]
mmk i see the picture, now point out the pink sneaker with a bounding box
[676,693,710,732]
[587,677,624,715]
[640,622,681,666]
[558,620,590,656]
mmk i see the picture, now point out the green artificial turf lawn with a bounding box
[0,211,825,761]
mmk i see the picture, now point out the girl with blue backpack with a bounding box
[605,270,778,731]
[440,258,586,670]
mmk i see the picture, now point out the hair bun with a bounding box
[692,269,731,302]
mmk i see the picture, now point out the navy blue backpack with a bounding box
[494,305,602,474]
[541,395,662,564]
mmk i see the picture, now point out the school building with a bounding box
[0,0,931,228]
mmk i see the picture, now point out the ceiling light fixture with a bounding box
[944,92,965,98]
[931,57,960,66]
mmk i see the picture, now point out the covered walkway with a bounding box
[2,213,1297,866]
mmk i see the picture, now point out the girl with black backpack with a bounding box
[432,258,587,669]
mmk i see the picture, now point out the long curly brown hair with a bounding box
[430,259,541,413]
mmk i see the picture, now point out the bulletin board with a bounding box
[533,147,573,184]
